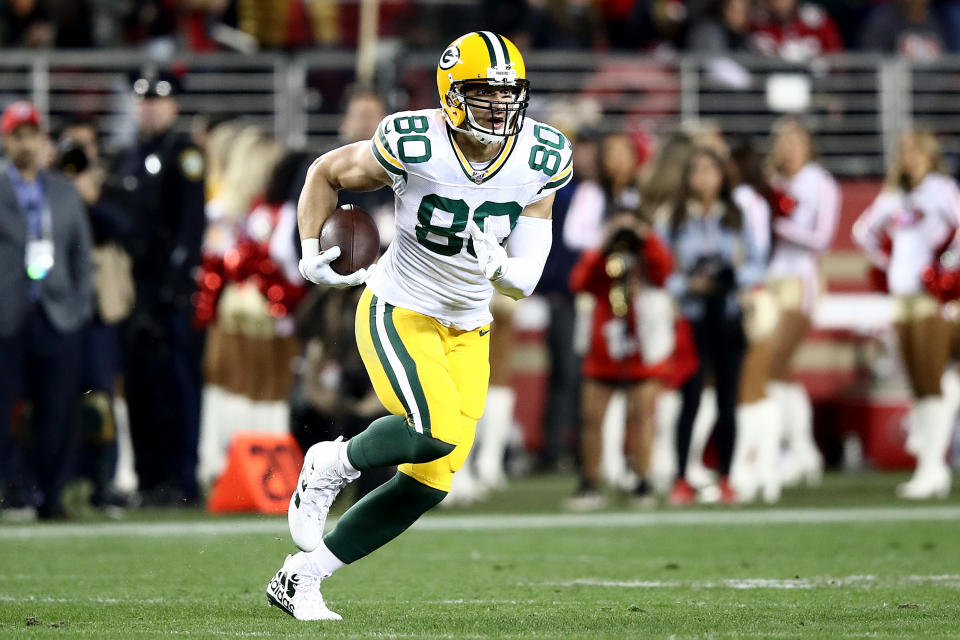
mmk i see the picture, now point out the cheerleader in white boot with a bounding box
[474,293,518,491]
[728,142,782,503]
[854,130,960,499]
[766,117,840,487]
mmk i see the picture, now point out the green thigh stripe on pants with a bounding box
[369,294,432,436]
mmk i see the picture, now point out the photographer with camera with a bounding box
[57,116,135,510]
[567,210,674,509]
[658,147,761,506]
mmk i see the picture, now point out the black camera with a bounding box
[56,139,89,175]
[691,255,736,292]
[604,226,643,257]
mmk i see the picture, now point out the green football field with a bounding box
[2,472,959,639]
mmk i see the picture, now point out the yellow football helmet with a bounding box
[437,31,529,145]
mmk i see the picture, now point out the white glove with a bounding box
[298,242,373,288]
[467,220,508,281]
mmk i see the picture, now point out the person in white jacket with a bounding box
[766,117,841,487]
[853,130,960,499]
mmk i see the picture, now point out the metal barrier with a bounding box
[0,50,954,176]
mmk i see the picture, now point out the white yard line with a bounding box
[0,506,958,540]
[543,574,960,590]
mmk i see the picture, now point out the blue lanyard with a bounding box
[7,166,52,242]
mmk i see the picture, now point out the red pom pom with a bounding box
[940,272,956,296]
[203,272,222,291]
[266,284,284,302]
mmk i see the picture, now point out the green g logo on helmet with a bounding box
[439,45,460,70]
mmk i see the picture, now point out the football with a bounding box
[319,204,380,275]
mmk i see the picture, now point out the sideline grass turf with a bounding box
[1,472,958,639]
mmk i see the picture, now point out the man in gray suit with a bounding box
[0,101,93,519]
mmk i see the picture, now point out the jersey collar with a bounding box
[445,126,518,184]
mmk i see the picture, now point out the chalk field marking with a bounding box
[544,574,960,590]
[5,577,957,610]
[0,506,958,540]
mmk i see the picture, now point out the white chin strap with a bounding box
[445,113,504,146]
[444,94,509,146]
[464,106,509,145]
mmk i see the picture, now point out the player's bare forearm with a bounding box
[297,141,392,241]
[520,192,554,219]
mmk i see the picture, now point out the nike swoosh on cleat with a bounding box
[479,328,490,336]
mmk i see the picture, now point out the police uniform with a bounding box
[110,74,206,502]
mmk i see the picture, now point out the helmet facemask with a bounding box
[445,79,529,146]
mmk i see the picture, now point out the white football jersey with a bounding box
[365,108,573,330]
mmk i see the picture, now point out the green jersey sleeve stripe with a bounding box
[543,170,573,190]
[371,140,407,181]
[377,127,397,156]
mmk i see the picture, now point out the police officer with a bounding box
[110,70,205,506]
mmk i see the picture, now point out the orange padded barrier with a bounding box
[207,432,304,514]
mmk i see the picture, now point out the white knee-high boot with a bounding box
[787,382,823,486]
[600,391,631,488]
[651,389,680,494]
[730,401,762,503]
[475,385,516,489]
[903,402,923,456]
[687,387,718,488]
[898,396,953,499]
[199,385,227,485]
[769,381,821,487]
[443,456,486,506]
[756,396,783,503]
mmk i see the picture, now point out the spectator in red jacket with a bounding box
[750,0,844,60]
[567,211,674,510]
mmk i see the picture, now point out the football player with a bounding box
[266,31,573,621]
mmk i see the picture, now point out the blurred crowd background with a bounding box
[5,0,960,59]
[2,0,960,520]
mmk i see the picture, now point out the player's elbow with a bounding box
[306,152,341,193]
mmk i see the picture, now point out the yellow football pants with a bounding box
[355,287,491,491]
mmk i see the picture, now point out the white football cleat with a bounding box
[266,554,341,621]
[289,437,360,552]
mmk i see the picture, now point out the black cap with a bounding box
[132,69,183,99]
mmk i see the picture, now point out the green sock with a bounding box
[346,415,455,470]
[324,472,446,563]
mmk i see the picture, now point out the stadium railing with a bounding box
[0,50,946,176]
